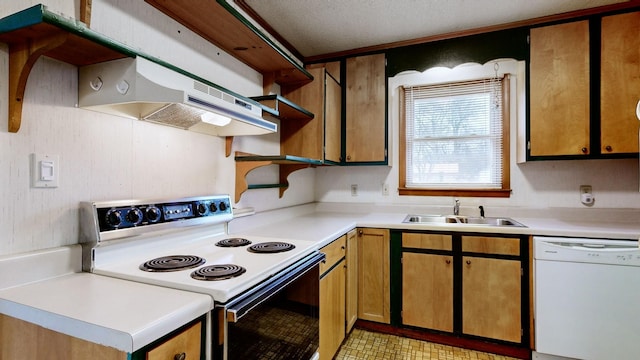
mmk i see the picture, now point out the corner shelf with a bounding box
[235,153,322,202]
[144,0,313,86]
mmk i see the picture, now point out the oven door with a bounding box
[216,252,325,360]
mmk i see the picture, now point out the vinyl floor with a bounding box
[334,329,520,360]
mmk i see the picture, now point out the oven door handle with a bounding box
[226,251,325,322]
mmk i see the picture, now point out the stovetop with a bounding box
[91,227,319,303]
[81,195,320,303]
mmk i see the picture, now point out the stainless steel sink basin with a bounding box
[402,214,526,227]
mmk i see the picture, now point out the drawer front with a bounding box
[147,322,201,360]
[403,233,452,251]
[320,235,346,274]
[462,236,520,256]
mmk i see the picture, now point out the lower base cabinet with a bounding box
[396,231,528,345]
[319,235,347,360]
[357,228,390,324]
[0,313,204,360]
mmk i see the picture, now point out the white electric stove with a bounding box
[80,195,324,360]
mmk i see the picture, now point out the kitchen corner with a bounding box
[0,245,212,356]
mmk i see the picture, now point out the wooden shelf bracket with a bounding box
[8,33,68,132]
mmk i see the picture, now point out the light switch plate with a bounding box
[31,153,59,188]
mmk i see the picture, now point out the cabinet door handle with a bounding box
[347,155,352,161]
[581,147,588,154]
[605,145,613,152]
[466,260,471,265]
[341,246,346,250]
[174,353,186,360]
[445,259,451,265]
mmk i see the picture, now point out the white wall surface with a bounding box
[316,60,640,213]
[0,0,314,256]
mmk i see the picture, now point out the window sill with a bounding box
[399,188,512,198]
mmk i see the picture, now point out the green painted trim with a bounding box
[389,230,403,327]
[247,183,287,190]
[250,94,315,119]
[386,28,529,76]
[235,154,323,165]
[216,0,313,82]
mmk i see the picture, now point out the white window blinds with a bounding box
[403,77,505,189]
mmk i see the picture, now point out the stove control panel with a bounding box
[95,195,232,232]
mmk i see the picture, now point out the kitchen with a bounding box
[1,0,640,359]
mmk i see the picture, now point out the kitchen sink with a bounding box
[402,214,526,227]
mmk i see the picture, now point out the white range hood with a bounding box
[78,56,277,136]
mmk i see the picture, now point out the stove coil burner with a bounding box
[216,238,252,247]
[190,264,246,281]
[139,255,206,272]
[248,242,296,253]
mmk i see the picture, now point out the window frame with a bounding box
[399,75,511,198]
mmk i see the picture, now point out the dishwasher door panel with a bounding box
[535,259,640,360]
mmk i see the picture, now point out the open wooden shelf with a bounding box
[0,4,135,132]
[145,0,313,86]
[235,153,322,202]
[251,95,314,121]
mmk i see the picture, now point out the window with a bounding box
[399,76,511,197]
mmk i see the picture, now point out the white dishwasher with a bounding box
[533,236,640,360]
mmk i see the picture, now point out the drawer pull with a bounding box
[445,259,451,265]
[466,260,472,265]
[174,353,186,360]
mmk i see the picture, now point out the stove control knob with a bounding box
[197,203,207,216]
[126,208,143,225]
[146,206,161,222]
[209,202,218,213]
[105,209,122,227]
[218,202,227,211]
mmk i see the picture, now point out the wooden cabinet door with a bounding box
[146,321,201,360]
[600,11,640,154]
[0,314,128,360]
[281,67,325,161]
[319,259,346,360]
[462,257,521,343]
[345,53,387,163]
[402,253,453,332]
[325,73,342,163]
[357,228,390,323]
[529,21,590,157]
[345,229,358,333]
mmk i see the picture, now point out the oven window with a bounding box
[223,266,320,360]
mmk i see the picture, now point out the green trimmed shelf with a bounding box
[251,95,314,121]
[235,153,323,202]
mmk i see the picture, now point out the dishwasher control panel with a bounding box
[534,236,640,266]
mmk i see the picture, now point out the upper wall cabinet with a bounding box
[345,53,388,164]
[600,11,640,155]
[529,20,591,158]
[281,64,342,163]
[528,11,640,160]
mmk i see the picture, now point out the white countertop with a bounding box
[230,205,640,246]
[2,204,639,355]
[0,247,213,354]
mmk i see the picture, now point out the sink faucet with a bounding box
[453,199,460,215]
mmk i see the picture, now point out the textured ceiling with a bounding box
[243,0,630,57]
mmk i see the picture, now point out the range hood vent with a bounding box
[78,57,277,136]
